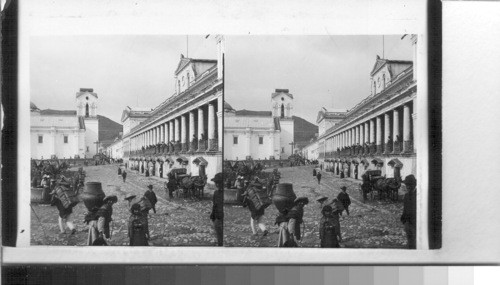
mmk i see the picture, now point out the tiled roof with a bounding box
[234,110,273,117]
[40,109,77,116]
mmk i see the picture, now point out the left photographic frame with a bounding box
[27,34,224,247]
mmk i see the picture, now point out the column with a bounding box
[360,124,364,145]
[208,102,215,137]
[169,121,174,142]
[198,107,205,140]
[384,113,391,152]
[376,116,382,153]
[181,115,187,143]
[354,127,358,145]
[364,121,369,143]
[393,109,400,152]
[412,112,417,152]
[217,96,223,151]
[369,120,375,143]
[174,118,180,142]
[403,104,411,152]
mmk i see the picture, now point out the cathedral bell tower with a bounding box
[271,89,293,118]
[271,89,295,159]
[76,88,99,157]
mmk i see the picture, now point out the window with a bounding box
[281,147,284,153]
[259,137,263,144]
[64,135,68,143]
[38,135,43,143]
[233,136,238,144]
[85,103,89,117]
[86,146,89,152]
[281,104,285,118]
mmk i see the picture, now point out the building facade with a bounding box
[305,35,418,181]
[30,88,101,159]
[122,36,224,184]
[224,89,297,161]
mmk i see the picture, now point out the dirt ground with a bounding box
[31,164,219,246]
[224,165,408,248]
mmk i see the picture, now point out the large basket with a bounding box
[272,183,296,213]
[54,185,79,209]
[246,185,272,212]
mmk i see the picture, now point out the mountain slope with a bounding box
[293,115,318,147]
[98,115,123,142]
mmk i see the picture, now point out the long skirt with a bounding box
[87,220,99,245]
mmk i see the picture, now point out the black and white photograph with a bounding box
[29,35,224,246]
[223,35,420,249]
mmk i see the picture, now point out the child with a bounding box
[128,203,150,246]
[336,186,351,215]
[319,205,342,248]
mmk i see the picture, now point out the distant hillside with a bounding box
[98,115,123,142]
[293,115,318,147]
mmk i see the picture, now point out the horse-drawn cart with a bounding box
[164,168,206,199]
[360,169,401,202]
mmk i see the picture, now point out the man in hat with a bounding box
[122,169,127,183]
[210,173,224,246]
[88,195,117,246]
[144,185,158,214]
[242,181,269,237]
[336,186,351,216]
[401,175,417,249]
[287,197,309,244]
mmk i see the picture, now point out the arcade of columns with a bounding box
[128,97,222,157]
[323,99,416,159]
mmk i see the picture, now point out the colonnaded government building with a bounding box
[301,35,418,181]
[122,36,224,185]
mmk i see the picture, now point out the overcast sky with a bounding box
[30,35,218,123]
[225,35,413,123]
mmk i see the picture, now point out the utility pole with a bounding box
[289,141,295,156]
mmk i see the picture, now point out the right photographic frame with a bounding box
[223,35,428,249]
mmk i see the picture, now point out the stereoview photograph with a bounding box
[223,35,419,248]
[30,35,224,246]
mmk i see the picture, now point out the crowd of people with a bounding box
[48,163,224,247]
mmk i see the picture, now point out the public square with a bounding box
[224,165,407,248]
[31,164,219,246]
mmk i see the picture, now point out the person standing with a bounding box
[87,195,117,246]
[316,171,322,185]
[401,175,417,249]
[50,192,76,235]
[336,186,351,216]
[122,170,127,183]
[210,173,224,246]
[144,184,158,214]
[276,209,294,247]
[128,203,149,246]
[242,185,269,237]
[319,205,341,248]
[287,197,308,244]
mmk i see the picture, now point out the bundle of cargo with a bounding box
[272,183,297,214]
[80,182,105,211]
[53,184,79,209]
[245,182,272,212]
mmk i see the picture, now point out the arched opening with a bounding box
[281,104,285,118]
[85,103,89,117]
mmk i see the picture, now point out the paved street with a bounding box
[31,164,218,246]
[224,165,407,248]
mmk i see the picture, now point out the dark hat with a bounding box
[322,205,333,215]
[340,186,347,191]
[103,195,118,203]
[294,197,309,205]
[211,172,223,183]
[130,203,141,213]
[124,194,137,201]
[403,175,417,187]
[147,184,153,190]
